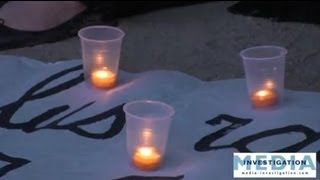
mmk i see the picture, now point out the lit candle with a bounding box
[132,146,162,171]
[90,68,116,88]
[251,89,278,108]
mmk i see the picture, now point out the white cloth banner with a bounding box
[0,55,319,180]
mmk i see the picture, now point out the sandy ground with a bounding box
[1,1,319,92]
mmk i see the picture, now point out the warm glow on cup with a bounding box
[240,46,287,109]
[264,80,275,89]
[124,100,175,171]
[78,25,125,89]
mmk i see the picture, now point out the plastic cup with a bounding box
[78,25,125,89]
[240,45,287,109]
[123,100,175,171]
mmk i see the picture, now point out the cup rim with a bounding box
[123,100,175,120]
[240,45,288,61]
[78,25,125,43]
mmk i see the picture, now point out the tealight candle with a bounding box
[240,46,287,109]
[90,68,116,88]
[124,100,174,172]
[251,89,278,108]
[132,146,161,171]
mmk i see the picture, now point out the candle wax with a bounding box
[90,69,116,88]
[132,146,161,171]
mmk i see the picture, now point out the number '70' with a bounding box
[194,114,320,163]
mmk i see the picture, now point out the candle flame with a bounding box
[93,68,114,79]
[91,68,116,88]
[139,147,153,156]
[257,90,269,97]
[95,70,109,78]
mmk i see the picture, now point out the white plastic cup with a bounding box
[240,45,287,108]
[123,100,175,171]
[78,25,125,89]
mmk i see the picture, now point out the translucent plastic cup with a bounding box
[123,100,175,171]
[78,25,125,89]
[240,46,287,109]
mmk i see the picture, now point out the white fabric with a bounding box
[0,55,319,180]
